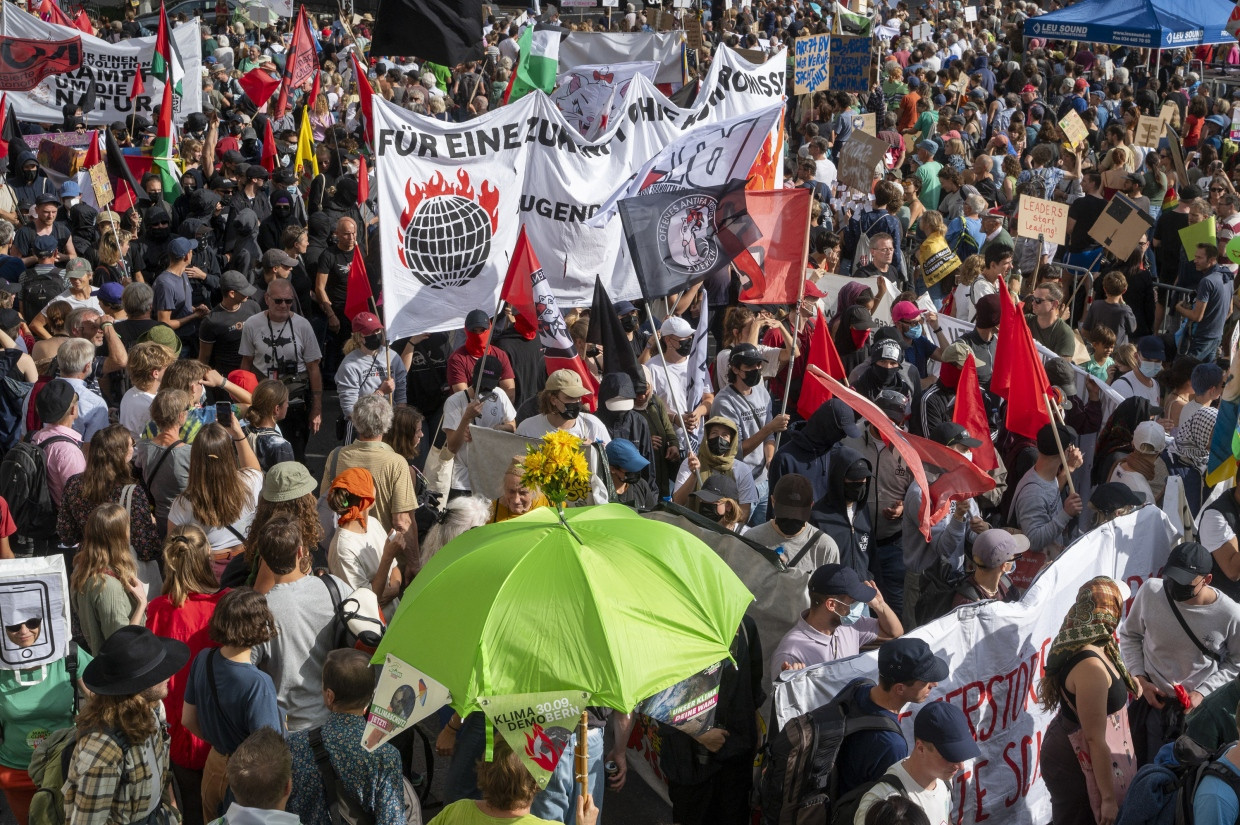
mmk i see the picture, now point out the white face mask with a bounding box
[962,449,975,462]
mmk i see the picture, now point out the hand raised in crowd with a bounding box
[1064,445,1084,471]
[686,452,700,474]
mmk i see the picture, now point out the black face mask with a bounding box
[363,332,383,350]
[21,169,37,183]
[675,339,694,357]
[698,503,725,522]
[842,479,869,502]
[620,314,638,333]
[741,369,762,387]
[1166,580,1201,602]
[274,205,292,218]
[148,226,171,242]
[774,517,806,535]
[560,402,581,420]
[623,472,642,484]
[707,436,731,456]
[870,364,900,384]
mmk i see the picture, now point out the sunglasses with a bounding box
[1029,296,1052,305]
[1211,188,1226,193]
[270,297,295,305]
[5,618,41,633]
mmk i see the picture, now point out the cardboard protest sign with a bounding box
[1166,123,1189,187]
[1017,194,1069,246]
[1160,100,1179,127]
[684,17,703,50]
[829,34,870,93]
[1135,115,1163,148]
[793,33,830,94]
[479,691,591,788]
[1089,193,1156,260]
[857,112,876,135]
[361,655,452,751]
[88,162,113,207]
[837,130,889,193]
[1058,110,1088,149]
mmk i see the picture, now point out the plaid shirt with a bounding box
[64,717,177,825]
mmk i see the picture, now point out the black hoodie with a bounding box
[768,399,859,501]
[810,445,873,581]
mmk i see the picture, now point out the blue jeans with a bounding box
[749,478,769,526]
[1184,335,1222,361]
[443,712,487,803]
[531,727,606,824]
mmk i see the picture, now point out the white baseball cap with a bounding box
[1132,420,1167,454]
[659,316,693,338]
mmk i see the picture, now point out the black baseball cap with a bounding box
[471,355,503,392]
[691,472,740,504]
[1089,482,1144,513]
[914,703,981,762]
[1036,423,1078,456]
[1163,542,1213,585]
[879,637,950,683]
[930,422,982,449]
[729,342,766,366]
[772,473,814,521]
[464,309,491,332]
[808,563,877,602]
[36,378,76,422]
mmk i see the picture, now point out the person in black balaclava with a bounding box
[304,211,333,277]
[183,112,208,142]
[68,203,100,269]
[257,190,297,252]
[323,176,364,232]
[141,206,174,273]
[851,337,915,404]
[10,151,52,210]
[177,218,222,305]
[769,398,862,501]
[596,372,655,478]
[225,208,262,278]
[810,446,875,582]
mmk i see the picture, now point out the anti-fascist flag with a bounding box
[617,178,757,301]
[371,0,484,67]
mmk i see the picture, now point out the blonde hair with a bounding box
[919,209,946,237]
[161,524,218,607]
[70,504,136,595]
[956,253,985,286]
[126,341,175,391]
[97,229,132,267]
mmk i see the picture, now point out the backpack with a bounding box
[316,571,386,655]
[1117,736,1240,825]
[0,433,76,541]
[759,677,903,825]
[309,726,375,825]
[912,558,971,627]
[830,771,909,825]
[20,270,65,324]
[0,349,33,453]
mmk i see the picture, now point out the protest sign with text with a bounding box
[1016,194,1068,246]
[793,33,830,94]
[829,34,870,93]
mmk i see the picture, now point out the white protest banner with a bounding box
[1016,194,1068,246]
[549,61,660,139]
[362,655,452,751]
[793,32,830,95]
[1,6,201,126]
[964,4,977,20]
[557,31,687,85]
[773,506,1179,825]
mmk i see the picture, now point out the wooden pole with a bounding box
[575,711,590,802]
[1043,393,1076,497]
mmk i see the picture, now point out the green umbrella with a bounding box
[374,503,753,715]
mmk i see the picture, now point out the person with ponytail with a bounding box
[1038,577,1139,825]
[326,468,403,617]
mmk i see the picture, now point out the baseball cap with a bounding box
[817,398,863,440]
[1021,83,1038,94]
[808,563,877,601]
[614,300,637,316]
[464,309,491,332]
[939,340,984,368]
[261,248,298,268]
[891,301,922,323]
[983,206,1007,223]
[916,139,938,154]
[34,193,59,207]
[220,270,256,297]
[975,294,1002,328]
[222,149,246,165]
[873,388,911,423]
[168,237,198,258]
[1044,357,1077,410]
[0,282,19,297]
[1163,541,1214,585]
[972,529,1029,569]
[351,312,383,336]
[1036,423,1078,456]
[772,473,814,521]
[729,342,766,366]
[848,307,881,332]
[1089,482,1144,513]
[36,378,76,422]
[246,164,269,180]
[659,316,693,338]
[1074,77,1089,92]
[1192,363,1225,394]
[227,369,259,394]
[97,210,122,225]
[605,438,650,472]
[93,282,125,305]
[545,368,592,398]
[879,637,950,683]
[600,372,636,411]
[874,339,904,364]
[930,421,982,449]
[138,325,182,356]
[1137,335,1165,362]
[32,234,57,254]
[471,355,503,392]
[691,471,741,504]
[64,258,91,280]
[914,702,981,763]
[0,308,20,331]
[1133,420,1167,454]
[261,461,319,502]
[273,168,296,185]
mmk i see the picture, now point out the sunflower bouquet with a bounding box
[521,430,592,510]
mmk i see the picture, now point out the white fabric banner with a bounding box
[771,506,1180,825]
[551,61,660,139]
[557,31,686,85]
[1,6,202,126]
[374,47,785,338]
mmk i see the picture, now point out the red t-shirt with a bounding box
[445,345,516,388]
[0,496,16,539]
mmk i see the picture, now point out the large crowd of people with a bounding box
[3,0,1240,824]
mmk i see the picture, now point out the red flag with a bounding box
[736,188,812,304]
[357,156,369,206]
[991,280,1052,439]
[260,118,276,174]
[952,353,998,472]
[500,226,538,330]
[806,366,996,540]
[72,10,92,33]
[796,310,847,420]
[238,68,280,108]
[350,50,374,146]
[274,7,317,119]
[37,0,73,26]
[82,129,100,169]
[344,246,372,321]
[129,64,145,100]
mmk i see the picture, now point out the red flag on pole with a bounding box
[357,156,369,206]
[37,0,73,27]
[129,64,146,100]
[500,226,539,332]
[952,353,998,472]
[343,246,372,321]
[736,188,812,305]
[806,366,996,540]
[350,50,374,146]
[239,68,280,108]
[73,10,92,33]
[796,310,847,420]
[274,7,316,120]
[991,280,1052,439]
[260,118,277,174]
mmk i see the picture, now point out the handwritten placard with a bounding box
[838,129,890,193]
[1135,115,1163,148]
[1160,101,1179,127]
[684,16,703,50]
[1017,194,1068,246]
[856,112,876,135]
[829,34,870,94]
[1058,110,1088,149]
[88,162,113,207]
[793,33,831,94]
[963,5,977,20]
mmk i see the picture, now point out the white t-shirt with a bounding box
[854,760,952,825]
[647,355,691,414]
[168,467,263,550]
[515,413,612,446]
[1200,509,1236,554]
[327,515,393,593]
[1112,372,1162,406]
[814,158,838,188]
[42,290,100,317]
[119,387,156,441]
[1109,463,1158,506]
[441,388,516,491]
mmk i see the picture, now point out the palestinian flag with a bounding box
[151,0,183,96]
[505,26,558,103]
[151,76,181,200]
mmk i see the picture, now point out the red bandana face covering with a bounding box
[466,328,491,357]
[851,328,871,349]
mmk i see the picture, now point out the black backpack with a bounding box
[0,433,76,542]
[759,677,903,825]
[20,270,65,323]
[308,726,374,825]
[0,349,33,454]
[1118,736,1240,825]
[831,770,909,825]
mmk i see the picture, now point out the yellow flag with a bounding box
[296,107,319,180]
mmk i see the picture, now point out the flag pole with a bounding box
[369,296,391,375]
[1042,392,1076,497]
[645,291,701,486]
[773,195,814,451]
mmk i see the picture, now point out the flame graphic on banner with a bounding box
[524,723,563,772]
[398,169,500,231]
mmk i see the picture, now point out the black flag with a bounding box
[370,0,485,66]
[76,64,97,117]
[588,278,641,390]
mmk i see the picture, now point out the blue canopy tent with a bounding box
[1023,0,1234,49]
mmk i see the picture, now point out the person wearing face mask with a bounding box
[770,563,902,677]
[743,473,839,575]
[769,398,863,502]
[951,529,1027,609]
[688,473,747,531]
[647,315,713,442]
[606,438,657,512]
[258,191,299,253]
[614,301,649,361]
[1120,542,1240,766]
[910,341,983,441]
[8,152,51,214]
[673,417,759,525]
[631,364,679,497]
[1108,420,1170,507]
[1113,335,1165,406]
[851,338,916,406]
[595,373,654,473]
[515,369,611,444]
[889,301,948,385]
[810,446,876,583]
[335,311,408,425]
[832,288,883,374]
[445,309,517,403]
[231,165,272,227]
[442,355,517,499]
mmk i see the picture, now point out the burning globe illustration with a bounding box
[398,170,501,289]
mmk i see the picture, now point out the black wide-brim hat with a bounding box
[82,626,190,696]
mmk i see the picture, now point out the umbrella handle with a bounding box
[575,711,589,802]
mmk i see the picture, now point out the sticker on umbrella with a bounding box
[479,690,591,788]
[361,655,451,752]
[636,661,724,738]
